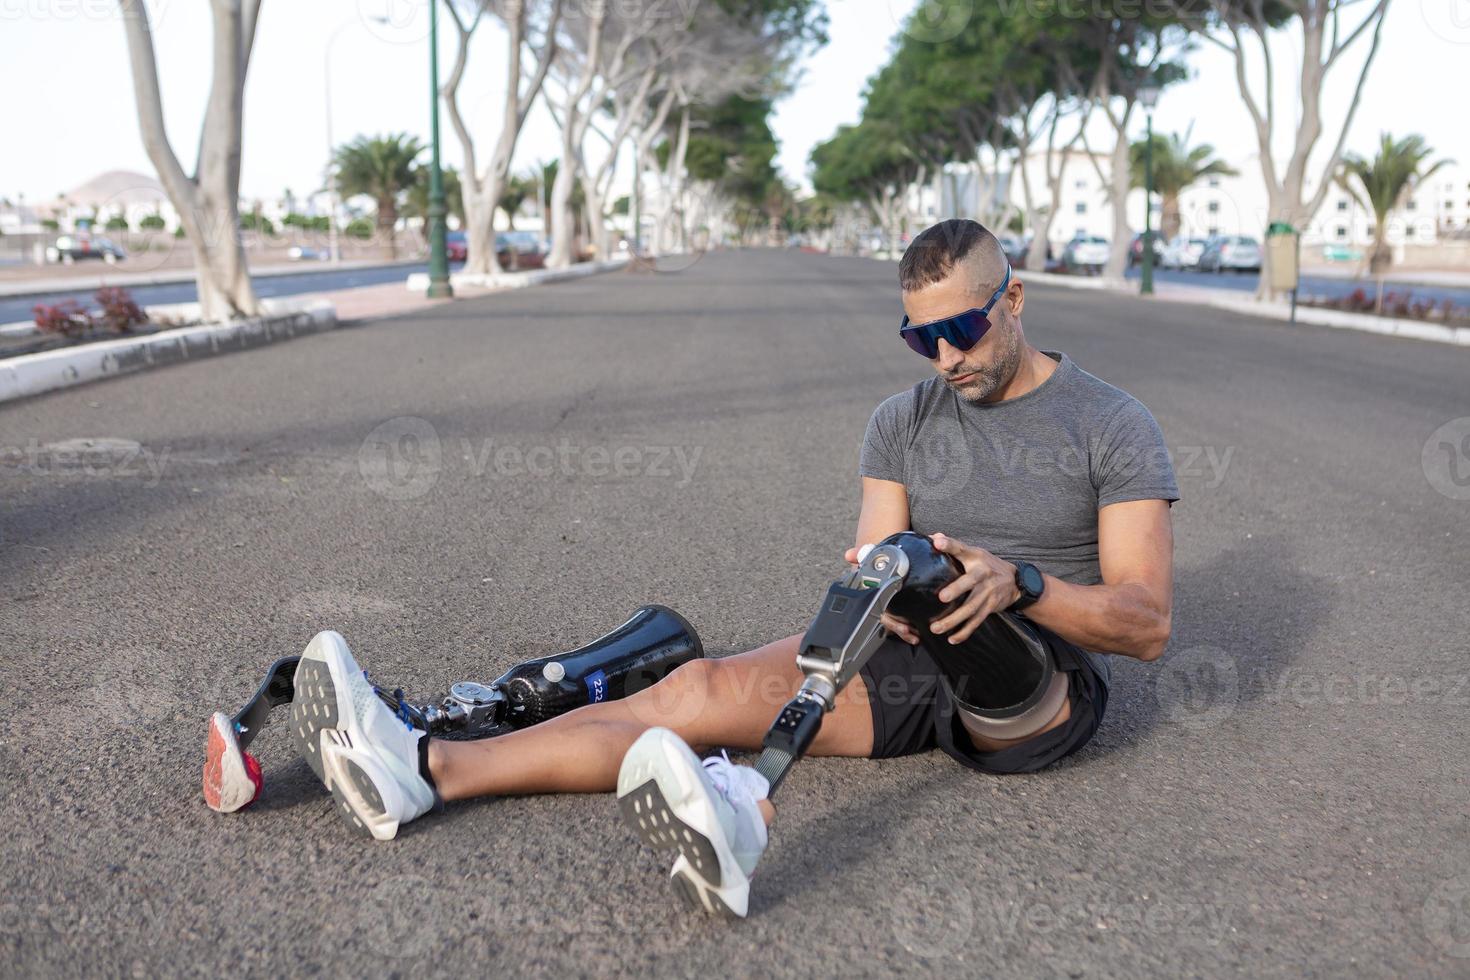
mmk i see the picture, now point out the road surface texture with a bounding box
[1,249,1467,977]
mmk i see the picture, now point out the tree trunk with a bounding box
[119,0,260,322]
[376,196,398,259]
[1161,192,1181,242]
[1103,113,1132,280]
[547,140,580,267]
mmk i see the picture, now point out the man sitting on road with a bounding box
[293,218,1179,918]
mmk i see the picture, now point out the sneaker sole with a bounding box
[320,729,400,841]
[288,632,349,784]
[616,729,750,917]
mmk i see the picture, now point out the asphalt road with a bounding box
[0,261,458,323]
[1,250,1467,977]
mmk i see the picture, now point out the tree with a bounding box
[499,174,535,228]
[1179,0,1391,299]
[442,0,563,275]
[1129,132,1238,240]
[1336,133,1451,312]
[333,134,424,259]
[408,164,466,227]
[118,0,262,320]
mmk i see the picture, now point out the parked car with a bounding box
[1060,235,1110,275]
[443,230,545,269]
[500,230,546,269]
[287,246,327,261]
[1127,233,1165,267]
[1160,235,1211,270]
[1198,234,1262,273]
[445,230,469,262]
[46,234,126,265]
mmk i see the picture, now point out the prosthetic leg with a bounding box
[203,605,703,812]
[754,533,1061,795]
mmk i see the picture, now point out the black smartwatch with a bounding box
[1009,561,1045,611]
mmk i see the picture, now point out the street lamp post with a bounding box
[425,0,453,298]
[1138,82,1160,296]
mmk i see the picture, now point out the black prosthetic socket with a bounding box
[881,532,1054,717]
[416,732,445,812]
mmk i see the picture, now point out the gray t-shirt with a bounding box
[859,351,1179,685]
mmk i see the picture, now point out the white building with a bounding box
[924,151,1470,262]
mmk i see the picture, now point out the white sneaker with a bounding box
[289,631,436,841]
[617,727,770,918]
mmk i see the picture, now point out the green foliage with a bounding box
[282,212,331,232]
[105,215,130,232]
[240,209,275,235]
[499,174,536,227]
[173,225,185,238]
[1129,132,1237,195]
[612,195,630,216]
[139,213,166,230]
[406,165,465,225]
[344,217,374,239]
[1337,133,1451,287]
[1337,133,1451,228]
[41,218,60,231]
[334,133,424,228]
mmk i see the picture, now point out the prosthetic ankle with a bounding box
[204,605,703,812]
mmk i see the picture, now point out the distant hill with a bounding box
[61,170,167,208]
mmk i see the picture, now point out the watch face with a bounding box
[1020,564,1044,596]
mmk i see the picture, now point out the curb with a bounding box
[0,258,422,300]
[405,257,629,293]
[0,301,336,405]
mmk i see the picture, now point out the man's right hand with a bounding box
[843,546,920,645]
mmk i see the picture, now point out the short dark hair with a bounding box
[898,219,1005,294]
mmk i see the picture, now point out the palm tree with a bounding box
[499,175,535,229]
[1130,132,1238,241]
[406,164,465,227]
[1337,133,1452,312]
[333,134,424,258]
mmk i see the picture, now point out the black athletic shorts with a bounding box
[857,623,1107,775]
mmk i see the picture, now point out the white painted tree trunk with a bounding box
[119,0,260,322]
[1207,0,1389,300]
[442,0,563,277]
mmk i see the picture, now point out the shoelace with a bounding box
[702,751,767,807]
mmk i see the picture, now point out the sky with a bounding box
[1,0,1468,208]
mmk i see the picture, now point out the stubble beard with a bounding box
[945,322,1023,403]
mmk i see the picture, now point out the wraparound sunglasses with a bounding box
[898,264,1012,359]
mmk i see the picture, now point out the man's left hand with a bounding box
[928,533,1022,644]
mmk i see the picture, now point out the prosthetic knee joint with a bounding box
[204,605,703,812]
[754,533,1061,795]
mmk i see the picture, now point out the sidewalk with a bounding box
[1016,267,1470,346]
[0,257,421,300]
[1298,264,1470,289]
